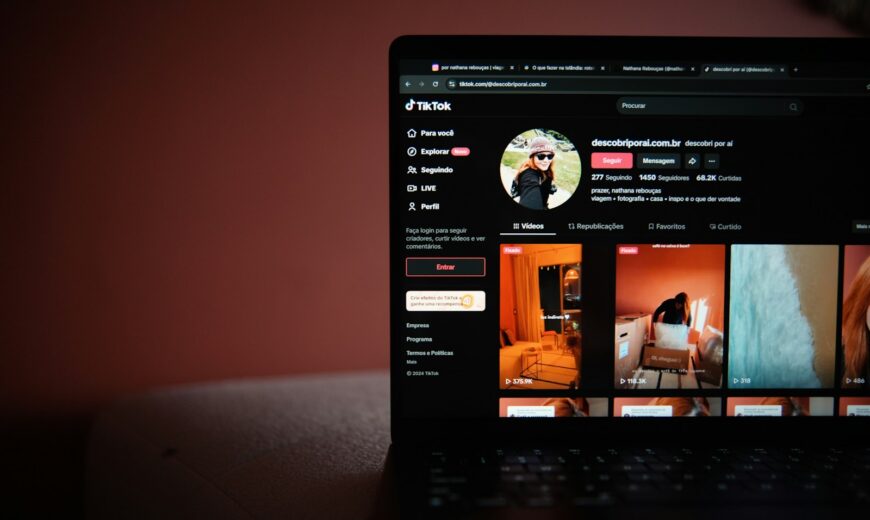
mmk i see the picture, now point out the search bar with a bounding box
[616,96,803,116]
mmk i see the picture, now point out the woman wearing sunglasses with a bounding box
[513,136,558,210]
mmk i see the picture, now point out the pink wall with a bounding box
[615,245,726,338]
[0,0,854,513]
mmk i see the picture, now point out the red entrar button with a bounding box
[591,152,633,169]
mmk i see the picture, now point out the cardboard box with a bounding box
[641,346,689,373]
[694,358,722,385]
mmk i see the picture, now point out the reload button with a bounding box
[406,257,486,277]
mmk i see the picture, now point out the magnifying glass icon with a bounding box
[788,102,798,111]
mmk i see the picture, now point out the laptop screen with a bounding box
[390,37,870,434]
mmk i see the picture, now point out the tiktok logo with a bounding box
[404,99,451,112]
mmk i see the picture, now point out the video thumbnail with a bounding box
[726,397,833,416]
[841,246,870,389]
[838,397,870,416]
[728,245,838,388]
[614,244,725,389]
[500,244,582,389]
[613,397,721,417]
[499,397,607,417]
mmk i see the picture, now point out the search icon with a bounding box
[788,102,798,111]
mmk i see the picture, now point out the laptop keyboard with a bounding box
[423,447,870,509]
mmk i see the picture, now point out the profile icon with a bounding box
[500,129,581,210]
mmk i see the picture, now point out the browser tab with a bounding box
[700,64,788,79]
[618,63,698,76]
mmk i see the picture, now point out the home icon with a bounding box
[407,129,417,138]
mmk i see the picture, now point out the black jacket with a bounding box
[517,168,551,210]
[652,298,692,327]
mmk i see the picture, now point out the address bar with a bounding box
[442,77,864,95]
[451,79,549,89]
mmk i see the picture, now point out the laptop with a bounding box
[388,36,870,518]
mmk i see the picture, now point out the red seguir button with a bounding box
[591,152,633,169]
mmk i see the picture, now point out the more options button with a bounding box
[853,220,870,233]
[406,257,486,277]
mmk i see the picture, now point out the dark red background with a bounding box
[0,0,855,514]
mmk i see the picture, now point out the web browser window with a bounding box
[392,39,870,422]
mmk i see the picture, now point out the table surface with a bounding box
[87,371,392,519]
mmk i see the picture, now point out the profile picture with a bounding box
[500,129,581,210]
